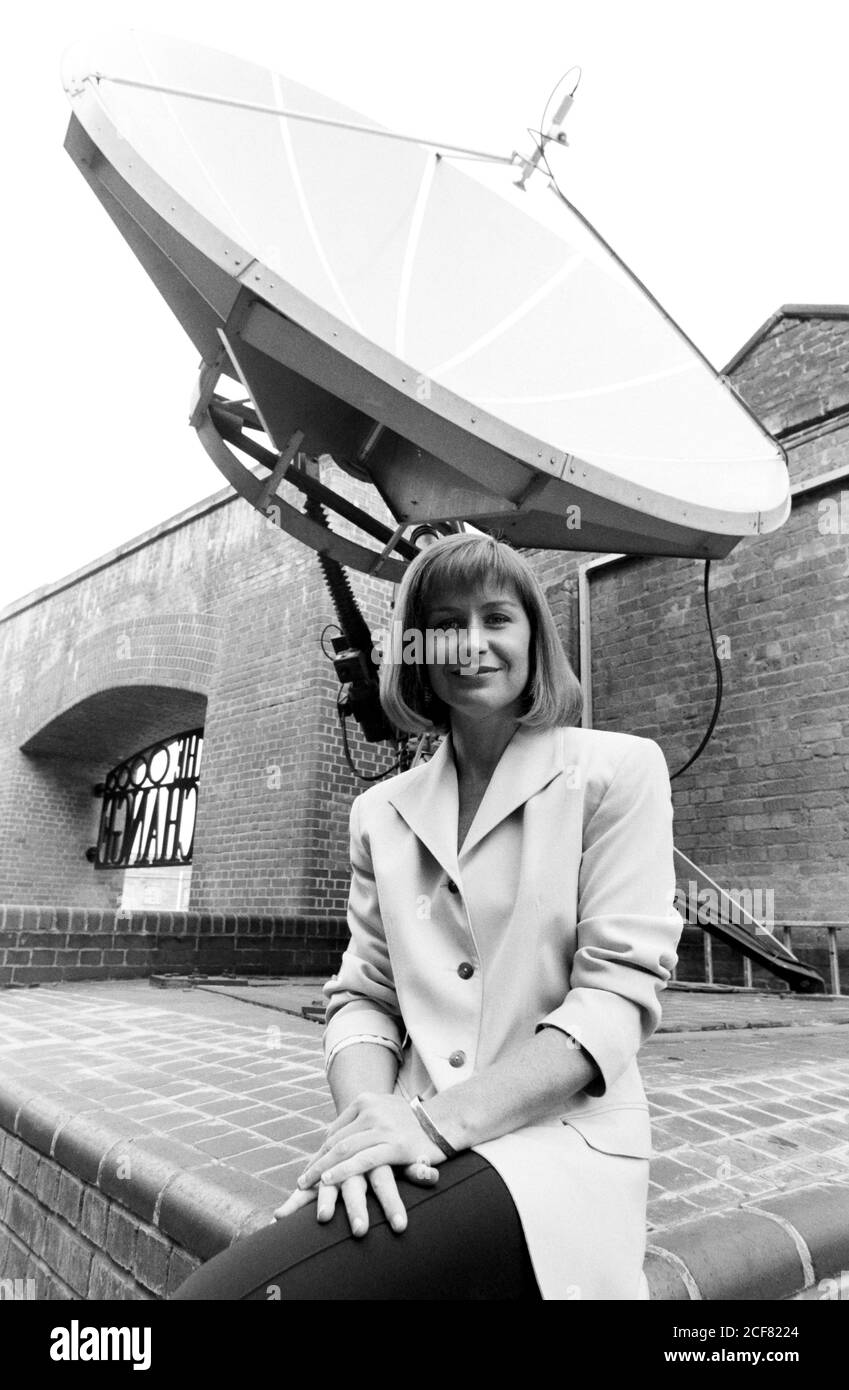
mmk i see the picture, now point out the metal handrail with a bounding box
[676,921,847,996]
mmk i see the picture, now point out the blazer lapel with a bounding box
[458,725,565,859]
[387,732,460,879]
[387,725,566,873]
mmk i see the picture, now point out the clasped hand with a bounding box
[272,1092,445,1236]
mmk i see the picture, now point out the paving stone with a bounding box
[679,1181,748,1213]
[252,1157,307,1195]
[647,1125,686,1153]
[659,1145,725,1181]
[647,1194,706,1226]
[808,1117,849,1141]
[778,1124,844,1154]
[671,1086,732,1105]
[164,1120,234,1144]
[735,1166,803,1195]
[742,1129,807,1160]
[751,1098,824,1120]
[648,1156,707,1193]
[266,1087,330,1112]
[650,1115,727,1145]
[719,1102,793,1128]
[687,1108,753,1136]
[294,1100,337,1125]
[779,1096,836,1115]
[284,1129,325,1156]
[249,1115,323,1144]
[143,1111,204,1134]
[211,1104,286,1128]
[696,1138,773,1177]
[225,1146,291,1175]
[789,1153,849,1178]
[201,1096,266,1116]
[194,1131,271,1159]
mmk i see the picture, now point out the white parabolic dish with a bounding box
[62,29,791,564]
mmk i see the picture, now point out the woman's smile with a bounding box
[450,664,502,679]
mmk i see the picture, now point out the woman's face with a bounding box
[423,580,532,724]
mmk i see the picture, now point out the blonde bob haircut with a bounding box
[379,532,584,734]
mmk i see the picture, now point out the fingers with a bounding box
[273,1181,341,1225]
[315,1180,340,1225]
[339,1174,369,1237]
[298,1131,387,1191]
[323,1096,362,1140]
[275,1160,438,1238]
[272,1186,317,1220]
[402,1158,440,1187]
[368,1165,408,1233]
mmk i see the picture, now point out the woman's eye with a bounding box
[486,613,510,625]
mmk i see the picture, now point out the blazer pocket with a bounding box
[561,1104,652,1160]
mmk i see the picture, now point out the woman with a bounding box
[173,533,683,1300]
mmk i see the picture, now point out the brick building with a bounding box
[0,305,846,986]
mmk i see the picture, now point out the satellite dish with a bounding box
[62,29,790,575]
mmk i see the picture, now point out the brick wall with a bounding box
[0,905,347,988]
[727,312,849,439]
[0,469,393,916]
[0,1130,199,1299]
[525,421,849,924]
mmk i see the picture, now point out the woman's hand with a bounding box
[295,1092,446,1192]
[272,1157,439,1236]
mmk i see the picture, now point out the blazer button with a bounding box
[448,1050,466,1068]
[457,961,475,979]
[446,879,459,893]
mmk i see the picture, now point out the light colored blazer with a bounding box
[323,723,684,1298]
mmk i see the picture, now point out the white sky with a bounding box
[2,0,847,611]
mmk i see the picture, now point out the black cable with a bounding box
[319,623,342,662]
[669,560,723,780]
[336,696,402,782]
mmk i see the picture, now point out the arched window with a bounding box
[91,729,203,869]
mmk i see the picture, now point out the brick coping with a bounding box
[645,1182,849,1300]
